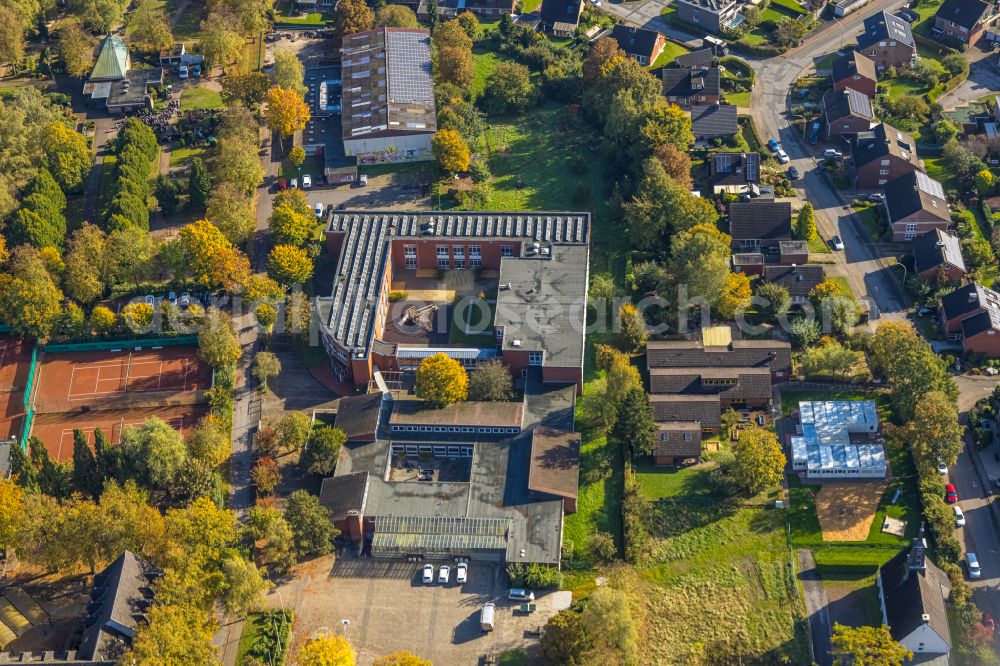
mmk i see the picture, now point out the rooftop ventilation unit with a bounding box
[511,339,522,347]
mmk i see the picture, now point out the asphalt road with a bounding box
[798,549,832,666]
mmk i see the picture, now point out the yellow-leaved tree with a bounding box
[178,219,251,290]
[268,244,314,285]
[415,353,468,407]
[299,632,357,666]
[431,129,470,174]
[265,87,311,138]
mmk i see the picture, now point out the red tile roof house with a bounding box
[850,123,922,189]
[881,171,950,241]
[609,25,667,66]
[823,88,876,141]
[933,0,995,45]
[912,229,967,281]
[939,283,1000,355]
[831,51,878,98]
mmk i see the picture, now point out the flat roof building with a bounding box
[790,400,886,478]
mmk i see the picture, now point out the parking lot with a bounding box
[275,554,570,665]
[300,171,433,213]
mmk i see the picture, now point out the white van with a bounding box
[480,603,495,632]
[968,552,982,579]
[508,588,534,602]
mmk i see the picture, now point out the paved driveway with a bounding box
[271,555,569,666]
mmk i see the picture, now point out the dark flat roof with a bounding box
[528,427,580,500]
[390,400,524,427]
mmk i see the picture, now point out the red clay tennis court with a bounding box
[33,347,212,411]
[0,335,33,441]
[30,405,209,462]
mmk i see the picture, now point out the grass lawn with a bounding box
[236,611,292,665]
[498,649,529,666]
[165,0,201,40]
[822,572,883,627]
[787,476,823,545]
[770,0,808,14]
[812,547,900,570]
[96,154,118,220]
[180,86,223,111]
[447,296,495,346]
[169,144,205,168]
[274,11,330,25]
[852,204,882,242]
[828,275,854,299]
[726,91,751,107]
[924,156,959,195]
[471,40,516,100]
[651,42,691,69]
[813,51,843,71]
[634,458,725,501]
[808,234,832,254]
[279,154,324,180]
[640,505,810,663]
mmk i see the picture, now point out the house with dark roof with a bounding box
[340,28,436,164]
[334,392,385,441]
[662,67,721,107]
[851,123,922,189]
[673,0,747,34]
[539,0,583,36]
[318,374,580,565]
[912,228,967,281]
[83,34,163,114]
[609,25,666,66]
[939,283,1000,355]
[691,104,737,140]
[856,10,916,70]
[673,47,716,69]
[934,0,994,44]
[728,201,793,252]
[823,88,876,140]
[882,171,949,241]
[319,211,590,390]
[876,539,952,659]
[779,240,809,265]
[709,152,761,195]
[645,329,790,461]
[761,265,826,305]
[831,51,878,97]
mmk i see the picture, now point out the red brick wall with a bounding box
[858,44,914,70]
[918,264,965,282]
[326,230,346,260]
[542,365,583,392]
[335,512,364,542]
[891,218,949,242]
[389,238,519,271]
[503,349,530,378]
[964,330,1000,356]
[352,357,372,388]
[834,76,877,98]
[855,159,918,189]
[827,115,874,140]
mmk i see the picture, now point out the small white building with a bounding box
[876,539,952,660]
[790,400,886,478]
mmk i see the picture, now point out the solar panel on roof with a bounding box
[746,154,759,182]
[386,31,433,104]
[914,171,945,200]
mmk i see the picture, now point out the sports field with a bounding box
[0,336,33,441]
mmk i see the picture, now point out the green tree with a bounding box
[611,386,655,459]
[790,316,821,347]
[653,143,693,190]
[246,505,297,575]
[198,307,242,368]
[623,158,716,251]
[437,45,474,89]
[795,202,817,241]
[456,10,480,38]
[220,71,271,109]
[268,244,314,285]
[481,62,536,115]
[375,4,418,27]
[9,208,62,249]
[207,181,256,245]
[756,282,791,321]
[155,175,180,216]
[0,245,63,337]
[222,556,268,617]
[59,18,96,77]
[617,302,648,352]
[434,19,473,50]
[107,225,154,289]
[897,390,964,466]
[831,623,912,666]
[127,603,219,664]
[300,427,346,476]
[268,203,314,246]
[467,358,512,402]
[274,411,312,452]
[120,418,188,491]
[667,223,731,305]
[199,12,244,67]
[415,353,468,406]
[801,340,860,380]
[731,428,785,495]
[42,121,91,192]
[265,86,311,138]
[252,351,281,389]
[127,0,173,51]
[541,610,587,666]
[71,430,102,497]
[288,145,306,167]
[284,489,338,559]
[333,0,373,37]
[271,50,306,96]
[580,587,638,666]
[187,157,212,212]
[639,99,694,152]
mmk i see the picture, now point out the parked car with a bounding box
[456,562,468,584]
[787,165,800,180]
[823,149,843,159]
[192,64,201,78]
[867,193,884,203]
[291,177,298,189]
[917,306,934,315]
[945,483,958,503]
[831,235,844,251]
[954,505,966,527]
[968,552,982,578]
[809,122,820,145]
[276,178,287,191]
[180,292,191,309]
[315,202,324,218]
[302,174,312,188]
[438,565,450,583]
[988,367,1000,376]
[144,294,155,307]
[767,138,780,152]
[168,291,177,307]
[359,173,368,187]
[936,460,948,475]
[422,563,434,584]
[508,588,535,602]
[983,611,995,632]
[776,149,790,164]
[178,65,188,79]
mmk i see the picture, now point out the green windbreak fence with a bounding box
[42,336,198,353]
[19,341,39,450]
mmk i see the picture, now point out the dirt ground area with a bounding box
[823,574,881,628]
[268,552,569,666]
[815,480,886,541]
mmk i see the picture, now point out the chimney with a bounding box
[909,538,926,571]
[921,613,931,623]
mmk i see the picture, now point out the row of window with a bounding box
[659,432,695,441]
[391,425,520,435]
[391,444,474,457]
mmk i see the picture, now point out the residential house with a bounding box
[912,228,967,281]
[877,540,952,659]
[83,34,163,114]
[691,104,738,140]
[850,123,922,188]
[540,0,583,36]
[732,252,765,275]
[662,67,721,107]
[761,265,826,306]
[831,51,878,97]
[340,28,437,165]
[610,25,666,65]
[673,47,716,69]
[939,283,1000,354]
[789,400,886,478]
[856,11,916,71]
[933,0,994,45]
[646,328,791,460]
[438,0,516,18]
[823,88,876,140]
[882,171,950,241]
[728,201,793,253]
[779,240,809,265]
[709,152,761,195]
[673,0,747,34]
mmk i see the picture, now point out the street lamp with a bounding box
[890,261,907,285]
[341,619,351,639]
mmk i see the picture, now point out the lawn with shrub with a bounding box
[651,41,692,68]
[237,610,293,666]
[180,85,224,111]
